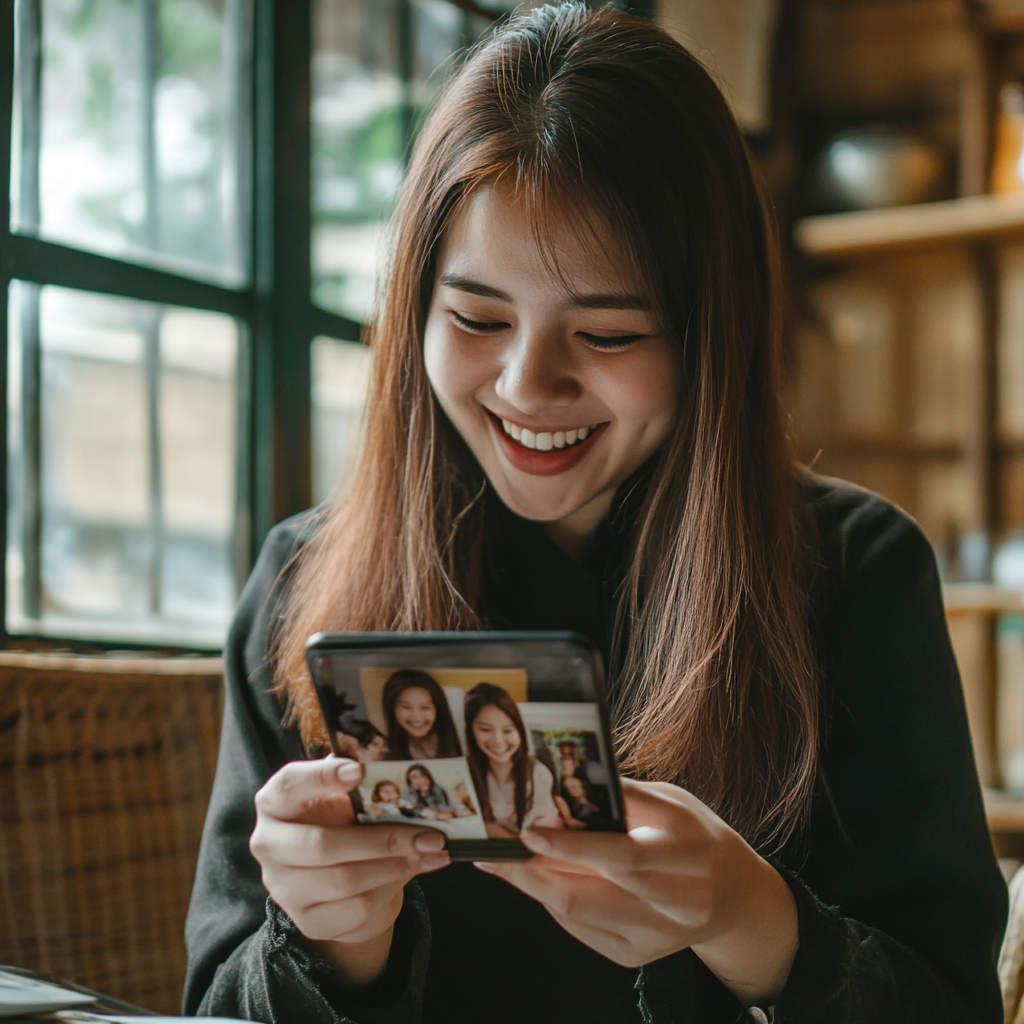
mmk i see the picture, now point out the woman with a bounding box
[402,764,459,822]
[464,683,561,837]
[184,6,1006,1023]
[381,669,462,760]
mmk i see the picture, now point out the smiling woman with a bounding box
[423,183,679,542]
[185,4,1007,1024]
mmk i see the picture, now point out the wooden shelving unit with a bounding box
[945,583,1024,614]
[795,194,1024,259]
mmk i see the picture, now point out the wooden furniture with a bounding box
[788,1,1024,852]
[0,652,223,1014]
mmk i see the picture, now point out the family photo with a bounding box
[326,665,614,837]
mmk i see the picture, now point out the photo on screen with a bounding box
[356,757,487,839]
[357,667,528,761]
[519,703,615,831]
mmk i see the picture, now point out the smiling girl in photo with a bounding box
[464,683,561,838]
[380,669,462,760]
[186,5,1007,1023]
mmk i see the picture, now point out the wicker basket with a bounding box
[0,652,223,1014]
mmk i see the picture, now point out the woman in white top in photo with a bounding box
[464,683,561,838]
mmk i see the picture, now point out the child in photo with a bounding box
[465,683,561,838]
[365,779,407,821]
[382,669,462,760]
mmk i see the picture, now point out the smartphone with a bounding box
[305,631,627,861]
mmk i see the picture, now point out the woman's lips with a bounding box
[486,410,606,476]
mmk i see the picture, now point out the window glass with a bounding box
[7,282,239,645]
[311,0,403,324]
[310,0,471,324]
[11,0,247,284]
[311,336,372,504]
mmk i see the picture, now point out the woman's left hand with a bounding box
[475,778,798,1007]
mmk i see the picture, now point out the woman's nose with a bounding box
[494,329,581,412]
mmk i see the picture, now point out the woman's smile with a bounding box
[485,409,608,477]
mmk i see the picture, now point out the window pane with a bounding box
[311,0,404,323]
[11,0,248,285]
[7,282,239,645]
[311,336,372,504]
[310,0,471,323]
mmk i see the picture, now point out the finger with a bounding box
[256,757,364,820]
[251,817,447,868]
[265,857,413,907]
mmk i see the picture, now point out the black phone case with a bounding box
[304,631,626,861]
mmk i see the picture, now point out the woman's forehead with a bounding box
[439,182,643,299]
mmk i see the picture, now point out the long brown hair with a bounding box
[382,669,462,759]
[274,3,819,852]
[464,683,533,830]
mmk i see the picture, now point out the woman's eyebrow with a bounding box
[569,292,650,311]
[439,273,649,312]
[438,274,512,301]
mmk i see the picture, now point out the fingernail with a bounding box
[521,829,551,853]
[414,830,446,853]
[336,762,361,785]
[418,851,450,872]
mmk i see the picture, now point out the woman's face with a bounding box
[408,769,431,794]
[393,686,437,739]
[424,183,680,537]
[472,704,522,766]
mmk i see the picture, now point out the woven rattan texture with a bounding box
[0,658,223,1014]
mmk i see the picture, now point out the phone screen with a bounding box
[305,632,625,859]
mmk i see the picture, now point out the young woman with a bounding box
[464,683,561,837]
[402,764,460,822]
[380,669,462,760]
[184,5,1007,1023]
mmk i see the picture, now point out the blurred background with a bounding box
[7,0,1024,804]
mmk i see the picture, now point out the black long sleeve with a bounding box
[184,478,1007,1024]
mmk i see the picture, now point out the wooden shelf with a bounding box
[795,195,1024,259]
[943,583,1024,614]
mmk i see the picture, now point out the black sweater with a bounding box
[183,477,1008,1024]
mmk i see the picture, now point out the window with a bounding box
[2,0,631,649]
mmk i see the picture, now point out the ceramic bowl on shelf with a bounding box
[811,128,945,211]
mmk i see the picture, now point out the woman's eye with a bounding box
[580,332,646,350]
[451,311,508,333]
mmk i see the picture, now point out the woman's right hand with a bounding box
[249,756,450,985]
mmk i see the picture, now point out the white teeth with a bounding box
[498,417,597,451]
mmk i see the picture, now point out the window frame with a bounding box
[0,0,360,652]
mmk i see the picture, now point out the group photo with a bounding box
[324,664,615,837]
